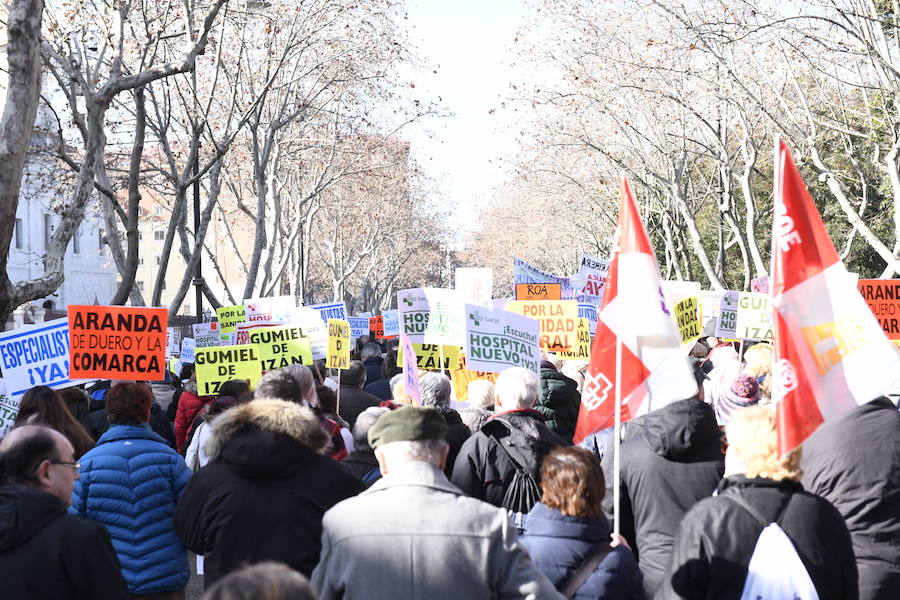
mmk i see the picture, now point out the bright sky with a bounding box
[401,0,531,237]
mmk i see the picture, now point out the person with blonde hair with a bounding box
[658,406,858,600]
[742,342,773,402]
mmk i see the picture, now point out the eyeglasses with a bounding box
[50,459,80,470]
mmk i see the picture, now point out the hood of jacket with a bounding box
[0,486,66,552]
[641,397,720,459]
[523,501,610,543]
[206,399,330,478]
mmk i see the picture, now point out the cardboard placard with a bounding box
[515,283,562,301]
[68,306,167,381]
[735,292,774,341]
[674,296,702,344]
[369,315,385,339]
[216,305,246,333]
[179,338,197,364]
[347,317,371,340]
[397,288,466,346]
[464,304,541,373]
[400,334,421,404]
[382,309,400,336]
[396,343,462,371]
[513,257,576,299]
[573,253,609,305]
[0,379,19,437]
[326,319,351,370]
[0,318,94,396]
[858,279,900,340]
[558,318,591,360]
[308,302,348,324]
[449,354,499,403]
[506,300,579,352]
[249,326,313,371]
[715,291,739,339]
[194,345,263,396]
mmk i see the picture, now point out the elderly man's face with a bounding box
[39,436,80,506]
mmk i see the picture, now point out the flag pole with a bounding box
[613,335,623,538]
[336,369,342,418]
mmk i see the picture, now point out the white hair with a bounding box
[375,439,449,468]
[495,367,539,411]
[418,372,452,409]
[467,380,495,410]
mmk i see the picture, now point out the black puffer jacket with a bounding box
[617,398,724,598]
[450,409,568,509]
[174,399,365,586]
[0,486,128,600]
[537,367,581,442]
[800,397,900,600]
[658,476,858,600]
[441,408,471,478]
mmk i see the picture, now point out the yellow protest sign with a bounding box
[397,343,462,371]
[559,318,591,360]
[506,300,579,352]
[735,293,774,341]
[327,319,351,369]
[449,354,499,403]
[194,345,263,396]
[216,305,246,333]
[675,296,702,344]
[249,325,312,371]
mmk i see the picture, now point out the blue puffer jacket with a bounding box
[520,502,645,600]
[72,424,191,594]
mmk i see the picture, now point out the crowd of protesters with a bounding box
[1,334,898,599]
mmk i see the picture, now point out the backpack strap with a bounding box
[559,542,613,598]
[726,490,793,527]
[486,418,530,473]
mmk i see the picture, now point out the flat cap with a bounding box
[367,405,447,449]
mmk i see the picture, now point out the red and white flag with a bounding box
[772,140,900,453]
[573,178,698,443]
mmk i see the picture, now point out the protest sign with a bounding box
[674,296,702,344]
[578,303,598,336]
[751,275,770,294]
[347,317,371,340]
[858,279,900,342]
[572,253,609,305]
[192,322,220,337]
[661,281,702,312]
[699,290,722,335]
[400,334,421,404]
[326,319,351,370]
[369,315,385,339]
[243,295,295,323]
[513,257,576,299]
[464,304,540,373]
[68,306,167,381]
[216,305,246,333]
[195,332,222,348]
[398,288,466,346]
[715,291,739,339]
[194,345,263,396]
[180,338,197,364]
[0,318,93,396]
[249,326,313,370]
[455,267,493,306]
[166,327,180,357]
[218,332,236,346]
[308,302,348,324]
[515,283,562,301]
[382,309,400,336]
[293,308,328,360]
[735,292,774,341]
[0,379,19,437]
[449,354,499,403]
[558,318,591,360]
[506,300,579,352]
[396,343,462,370]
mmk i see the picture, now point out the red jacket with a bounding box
[175,389,211,453]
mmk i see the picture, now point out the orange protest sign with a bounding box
[68,306,167,380]
[507,300,579,352]
[369,315,390,339]
[450,354,499,403]
[858,279,900,340]
[515,283,562,301]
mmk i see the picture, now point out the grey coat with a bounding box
[311,461,565,600]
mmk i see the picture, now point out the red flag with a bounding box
[573,178,697,443]
[771,140,900,453]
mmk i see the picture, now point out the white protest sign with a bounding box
[243,295,296,323]
[0,318,93,397]
[699,290,722,336]
[735,292,774,341]
[398,288,466,346]
[0,379,19,437]
[382,309,400,336]
[166,327,181,357]
[572,253,609,305]
[578,303,598,336]
[308,301,348,324]
[750,275,770,294]
[464,304,541,373]
[180,338,197,364]
[192,322,220,338]
[715,291,739,339]
[662,281,702,313]
[455,267,493,306]
[292,307,328,360]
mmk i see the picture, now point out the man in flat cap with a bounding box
[311,406,564,600]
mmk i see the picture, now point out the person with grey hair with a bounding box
[255,370,303,403]
[458,380,495,434]
[419,372,470,477]
[359,342,385,394]
[312,406,565,600]
[451,367,568,521]
[340,406,389,486]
